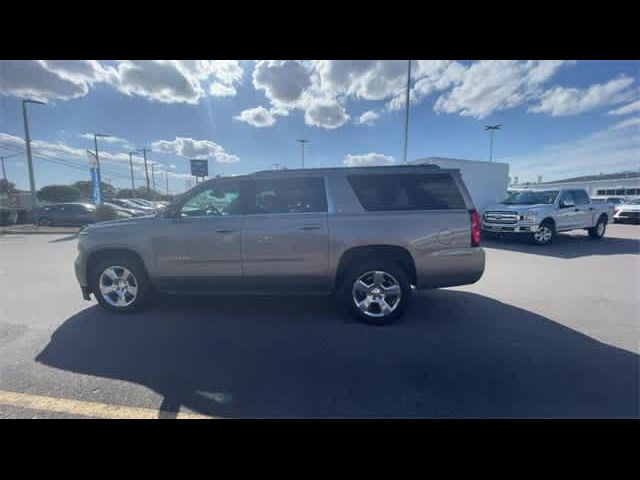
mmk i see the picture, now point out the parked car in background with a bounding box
[0,208,18,226]
[105,198,154,215]
[482,188,614,245]
[121,198,157,213]
[613,198,640,224]
[103,202,141,218]
[35,203,97,226]
[74,165,485,325]
[590,196,627,205]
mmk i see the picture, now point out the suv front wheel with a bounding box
[342,260,411,325]
[90,255,152,313]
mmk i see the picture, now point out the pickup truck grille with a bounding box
[483,211,518,224]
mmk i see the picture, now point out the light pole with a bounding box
[1,152,22,184]
[128,152,136,194]
[484,124,502,162]
[296,139,310,168]
[22,99,46,213]
[402,59,412,164]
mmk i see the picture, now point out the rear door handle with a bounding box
[215,228,235,233]
[299,224,322,231]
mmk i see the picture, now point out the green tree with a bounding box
[73,180,117,199]
[0,179,17,195]
[37,185,81,203]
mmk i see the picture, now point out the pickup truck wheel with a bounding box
[90,256,152,313]
[588,216,607,239]
[532,222,554,246]
[343,260,411,325]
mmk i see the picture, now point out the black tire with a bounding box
[341,259,411,325]
[38,217,52,226]
[90,254,153,313]
[588,215,607,239]
[531,221,555,246]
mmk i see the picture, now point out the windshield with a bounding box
[628,198,640,205]
[501,190,559,205]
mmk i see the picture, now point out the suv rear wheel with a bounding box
[342,260,411,325]
[90,255,152,313]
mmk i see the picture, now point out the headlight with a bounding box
[520,212,538,222]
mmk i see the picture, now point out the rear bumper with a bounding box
[415,247,485,290]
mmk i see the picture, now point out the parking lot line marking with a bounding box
[0,390,216,419]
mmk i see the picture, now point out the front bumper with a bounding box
[482,222,538,233]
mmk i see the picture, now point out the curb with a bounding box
[0,227,80,235]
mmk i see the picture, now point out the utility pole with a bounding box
[128,152,136,194]
[22,99,45,213]
[151,163,156,193]
[484,124,503,162]
[165,171,169,195]
[0,152,22,184]
[296,139,310,168]
[137,147,151,193]
[402,60,412,164]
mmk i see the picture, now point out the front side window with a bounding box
[558,191,575,206]
[179,182,243,217]
[250,177,327,214]
[572,190,590,205]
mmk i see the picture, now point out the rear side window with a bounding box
[250,177,327,214]
[347,173,466,211]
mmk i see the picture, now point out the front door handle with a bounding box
[215,228,235,233]
[299,224,321,231]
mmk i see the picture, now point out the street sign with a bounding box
[190,159,208,178]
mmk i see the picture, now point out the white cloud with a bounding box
[253,60,312,107]
[114,60,244,104]
[434,60,572,118]
[356,110,380,126]
[607,99,640,116]
[235,106,276,127]
[209,83,236,97]
[611,117,640,130]
[150,137,239,163]
[505,121,640,182]
[529,75,635,116]
[80,133,132,149]
[0,60,112,102]
[343,152,396,166]
[304,99,349,129]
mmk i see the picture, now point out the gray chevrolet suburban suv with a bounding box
[75,165,485,324]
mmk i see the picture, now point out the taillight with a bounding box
[470,209,481,247]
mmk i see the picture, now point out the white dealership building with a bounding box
[512,171,640,198]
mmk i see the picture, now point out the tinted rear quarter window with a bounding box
[347,173,466,211]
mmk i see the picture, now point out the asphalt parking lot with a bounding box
[0,225,638,418]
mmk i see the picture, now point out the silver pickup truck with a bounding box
[482,188,614,245]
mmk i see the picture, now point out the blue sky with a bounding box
[0,60,638,194]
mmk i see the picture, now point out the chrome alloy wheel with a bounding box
[352,270,402,318]
[534,225,552,244]
[99,266,138,308]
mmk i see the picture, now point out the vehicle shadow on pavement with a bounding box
[483,231,639,259]
[36,290,639,418]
